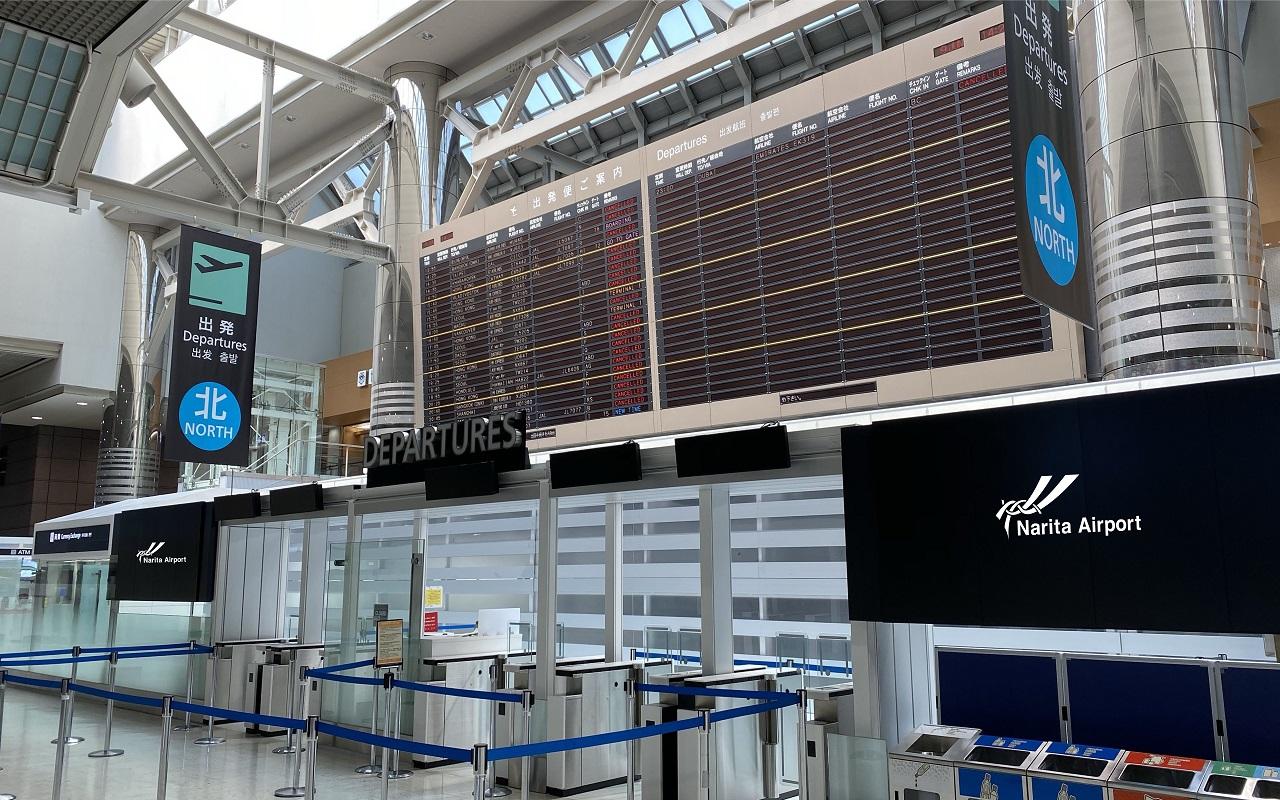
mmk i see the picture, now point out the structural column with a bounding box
[698,485,733,676]
[372,62,466,435]
[95,226,167,504]
[534,480,560,703]
[603,496,624,662]
[849,621,936,746]
[1078,0,1270,376]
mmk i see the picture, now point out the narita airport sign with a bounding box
[363,411,527,470]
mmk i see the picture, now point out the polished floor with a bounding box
[0,688,633,799]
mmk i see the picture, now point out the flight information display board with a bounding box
[420,161,649,431]
[649,46,1048,410]
[420,9,1082,447]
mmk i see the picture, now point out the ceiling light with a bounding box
[31,416,42,421]
[285,114,297,122]
[420,31,434,40]
[240,142,250,149]
[75,401,88,406]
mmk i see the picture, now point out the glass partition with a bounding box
[828,734,890,800]
[114,601,211,695]
[27,560,111,680]
[0,553,35,656]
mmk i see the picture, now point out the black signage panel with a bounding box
[213,491,261,522]
[1004,0,1093,325]
[844,373,1280,633]
[364,411,529,488]
[269,484,323,516]
[675,425,790,478]
[110,503,217,603]
[163,225,262,466]
[549,441,643,489]
[34,524,110,556]
[0,546,33,557]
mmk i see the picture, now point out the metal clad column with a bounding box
[534,480,559,703]
[373,62,463,435]
[849,621,936,745]
[1078,0,1270,376]
[604,496,624,662]
[95,226,166,504]
[699,485,732,676]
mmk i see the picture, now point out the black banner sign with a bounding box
[34,524,110,556]
[162,225,261,466]
[110,503,218,603]
[1004,0,1093,326]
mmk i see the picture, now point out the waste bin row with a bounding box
[890,725,1280,800]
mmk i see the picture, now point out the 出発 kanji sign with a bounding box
[162,225,261,466]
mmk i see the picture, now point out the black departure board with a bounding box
[649,49,1052,409]
[420,183,650,428]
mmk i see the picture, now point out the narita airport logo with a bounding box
[136,542,188,565]
[996,474,1142,538]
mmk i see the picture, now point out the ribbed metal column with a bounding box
[372,62,465,435]
[1078,0,1270,377]
[95,226,167,504]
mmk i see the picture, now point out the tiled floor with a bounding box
[0,688,634,800]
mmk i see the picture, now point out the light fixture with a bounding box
[240,142,250,149]
[75,401,88,406]
[285,114,297,122]
[420,31,434,40]
[31,416,43,421]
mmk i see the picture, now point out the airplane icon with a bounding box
[188,242,249,315]
[195,254,244,274]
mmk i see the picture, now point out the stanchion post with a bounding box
[174,641,197,731]
[51,679,71,800]
[0,669,7,766]
[386,671,411,780]
[698,709,712,800]
[194,646,225,746]
[520,689,533,800]
[624,679,636,800]
[88,651,124,758]
[156,696,173,800]
[355,665,381,775]
[273,652,300,755]
[796,688,809,800]
[275,665,310,798]
[486,662,510,797]
[50,648,83,746]
[379,672,393,800]
[303,716,319,800]
[472,744,489,800]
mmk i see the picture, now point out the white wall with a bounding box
[256,247,347,364]
[934,626,1270,661]
[339,260,374,356]
[0,195,126,393]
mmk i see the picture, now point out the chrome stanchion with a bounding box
[519,690,533,800]
[698,709,713,800]
[273,654,301,755]
[303,716,319,800]
[486,663,510,797]
[379,672,393,800]
[88,651,124,758]
[355,666,381,775]
[624,678,637,800]
[275,666,309,798]
[156,697,174,800]
[51,680,71,800]
[173,641,198,732]
[796,688,809,800]
[386,673,411,780]
[472,744,489,800]
[50,648,83,745]
[193,646,225,746]
[0,669,13,800]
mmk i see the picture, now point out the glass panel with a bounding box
[0,554,36,654]
[828,734,891,800]
[28,560,111,680]
[114,601,210,695]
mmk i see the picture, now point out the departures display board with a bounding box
[419,9,1083,448]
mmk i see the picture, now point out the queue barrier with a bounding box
[632,648,854,676]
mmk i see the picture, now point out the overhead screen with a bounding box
[419,9,1081,450]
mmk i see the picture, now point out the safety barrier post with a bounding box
[698,709,712,800]
[194,646,225,746]
[303,716,318,800]
[0,669,13,800]
[796,688,809,800]
[274,666,310,798]
[519,689,533,800]
[624,678,637,800]
[472,744,489,800]
[156,697,173,800]
[87,650,124,758]
[379,672,393,800]
[174,641,197,731]
[273,654,301,756]
[51,680,71,800]
[386,672,410,780]
[355,665,381,775]
[486,662,510,797]
[50,648,83,745]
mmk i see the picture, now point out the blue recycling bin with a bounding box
[957,735,1051,800]
[1027,743,1125,800]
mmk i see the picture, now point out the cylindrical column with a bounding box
[472,744,489,800]
[372,62,462,435]
[1078,0,1270,376]
[51,680,71,800]
[88,651,124,757]
[157,697,173,800]
[95,225,167,504]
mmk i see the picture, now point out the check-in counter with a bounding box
[957,736,1050,800]
[889,724,983,800]
[410,634,515,769]
[1028,742,1125,800]
[1107,752,1210,800]
[1200,762,1280,800]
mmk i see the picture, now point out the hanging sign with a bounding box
[162,225,261,466]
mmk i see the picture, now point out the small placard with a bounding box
[422,611,439,635]
[422,585,444,609]
[374,619,404,669]
[373,603,389,621]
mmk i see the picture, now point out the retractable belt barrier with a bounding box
[633,681,795,701]
[632,649,853,676]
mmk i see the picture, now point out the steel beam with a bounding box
[699,0,739,25]
[554,50,594,93]
[611,1,680,78]
[450,159,494,221]
[136,55,248,206]
[256,57,275,200]
[278,120,392,219]
[170,8,393,105]
[77,173,391,263]
[262,195,371,258]
[515,145,586,175]
[862,1,884,52]
[469,0,849,164]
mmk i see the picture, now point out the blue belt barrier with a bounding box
[633,651,852,676]
[5,673,61,690]
[317,720,471,763]
[0,647,74,660]
[393,677,520,704]
[0,653,113,668]
[172,700,305,732]
[313,671,382,687]
[489,714,704,762]
[634,682,792,702]
[309,658,374,676]
[82,642,202,655]
[439,624,475,631]
[117,649,201,662]
[708,695,797,724]
[69,682,165,709]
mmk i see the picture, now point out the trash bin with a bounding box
[1108,752,1210,800]
[1199,762,1280,800]
[889,724,982,800]
[1028,742,1125,800]
[957,736,1051,800]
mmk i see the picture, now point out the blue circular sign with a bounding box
[177,381,241,451]
[1023,133,1079,286]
